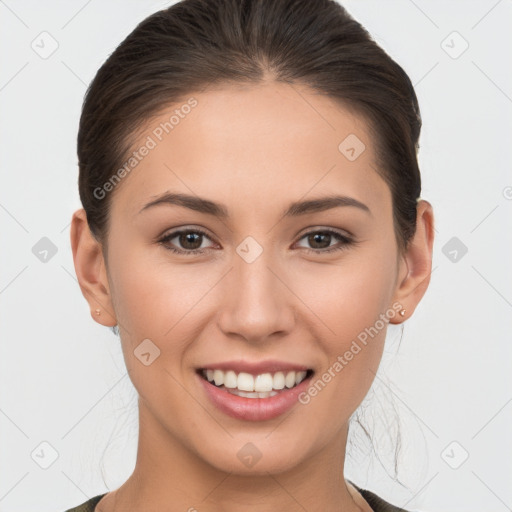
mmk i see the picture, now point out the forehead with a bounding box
[112,81,389,218]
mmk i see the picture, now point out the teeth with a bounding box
[226,388,279,399]
[238,372,255,391]
[285,371,296,388]
[273,371,285,390]
[213,369,224,386]
[295,371,307,385]
[254,373,273,392]
[224,370,238,389]
[201,368,310,392]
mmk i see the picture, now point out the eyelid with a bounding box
[295,225,354,240]
[157,225,214,241]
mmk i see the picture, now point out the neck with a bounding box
[105,398,366,512]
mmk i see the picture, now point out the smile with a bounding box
[196,365,315,421]
[199,368,313,398]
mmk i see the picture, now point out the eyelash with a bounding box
[157,227,354,256]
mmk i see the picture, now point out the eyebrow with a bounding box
[138,192,371,218]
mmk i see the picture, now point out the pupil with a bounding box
[181,232,201,249]
[310,233,330,249]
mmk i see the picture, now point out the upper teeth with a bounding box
[203,369,308,392]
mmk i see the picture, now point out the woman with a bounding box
[67,0,434,510]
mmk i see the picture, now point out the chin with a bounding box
[194,436,312,476]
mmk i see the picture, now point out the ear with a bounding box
[389,200,434,324]
[70,208,117,327]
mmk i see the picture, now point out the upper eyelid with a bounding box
[160,227,216,244]
[297,227,352,239]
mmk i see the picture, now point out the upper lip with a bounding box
[198,359,313,376]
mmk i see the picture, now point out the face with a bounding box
[89,82,412,475]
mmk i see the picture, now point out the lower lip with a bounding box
[197,372,313,421]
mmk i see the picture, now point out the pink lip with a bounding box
[196,370,314,422]
[199,359,311,376]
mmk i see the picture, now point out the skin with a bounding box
[71,81,434,512]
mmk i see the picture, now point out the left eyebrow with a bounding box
[138,192,371,218]
[284,195,371,217]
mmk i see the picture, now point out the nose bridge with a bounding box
[217,236,294,341]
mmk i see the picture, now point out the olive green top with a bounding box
[63,482,412,512]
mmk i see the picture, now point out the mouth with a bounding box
[196,367,315,399]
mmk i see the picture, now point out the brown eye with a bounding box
[296,229,353,254]
[307,232,332,249]
[159,228,215,255]
[177,232,203,250]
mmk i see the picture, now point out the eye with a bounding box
[158,228,215,255]
[158,227,354,256]
[295,229,353,254]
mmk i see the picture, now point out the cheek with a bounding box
[292,240,398,343]
[107,244,227,400]
[292,241,398,411]
[107,248,200,416]
[108,242,210,335]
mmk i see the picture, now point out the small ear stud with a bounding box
[95,308,101,316]
[399,309,406,317]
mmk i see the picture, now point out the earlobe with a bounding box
[389,200,434,324]
[70,208,117,327]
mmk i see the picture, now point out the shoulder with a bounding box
[63,493,107,512]
[350,481,413,512]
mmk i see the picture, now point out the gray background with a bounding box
[0,1,511,511]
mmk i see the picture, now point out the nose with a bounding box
[216,245,296,344]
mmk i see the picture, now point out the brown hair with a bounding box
[77,0,422,255]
